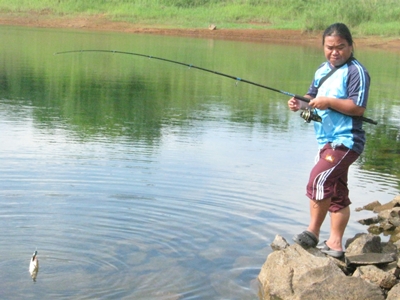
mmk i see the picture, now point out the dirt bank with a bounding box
[1,13,399,52]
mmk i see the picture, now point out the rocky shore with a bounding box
[258,195,400,300]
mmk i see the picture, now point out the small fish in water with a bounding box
[29,250,39,281]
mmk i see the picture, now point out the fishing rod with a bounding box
[54,49,377,125]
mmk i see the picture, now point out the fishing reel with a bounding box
[300,108,322,123]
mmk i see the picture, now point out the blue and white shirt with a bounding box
[307,58,370,154]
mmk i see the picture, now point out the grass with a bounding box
[0,0,399,36]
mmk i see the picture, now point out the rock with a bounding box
[393,239,400,250]
[380,261,400,278]
[373,196,400,213]
[345,233,383,254]
[297,276,385,300]
[346,253,396,266]
[388,227,400,243]
[358,215,381,225]
[270,234,289,251]
[378,210,393,222]
[355,200,382,212]
[387,283,400,299]
[258,242,385,300]
[388,208,400,226]
[258,244,334,299]
[357,196,400,242]
[368,225,384,235]
[326,254,353,275]
[259,196,400,299]
[382,242,398,256]
[353,265,398,289]
[380,220,397,232]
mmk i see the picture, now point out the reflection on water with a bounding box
[0,26,399,299]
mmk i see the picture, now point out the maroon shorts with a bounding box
[306,143,359,212]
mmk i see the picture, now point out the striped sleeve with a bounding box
[347,60,370,107]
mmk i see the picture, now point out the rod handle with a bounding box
[358,116,378,125]
[294,94,311,103]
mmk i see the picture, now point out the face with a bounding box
[323,35,353,67]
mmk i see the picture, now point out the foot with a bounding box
[317,241,344,258]
[293,230,319,248]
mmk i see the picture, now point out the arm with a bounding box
[309,97,365,116]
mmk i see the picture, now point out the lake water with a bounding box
[1,26,399,299]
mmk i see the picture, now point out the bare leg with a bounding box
[307,198,331,239]
[325,206,350,251]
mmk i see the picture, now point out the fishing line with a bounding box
[54,49,377,125]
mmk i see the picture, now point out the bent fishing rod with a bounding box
[54,49,377,125]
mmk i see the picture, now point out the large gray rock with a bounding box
[353,265,398,289]
[296,275,385,300]
[345,233,382,254]
[346,253,396,266]
[258,243,384,300]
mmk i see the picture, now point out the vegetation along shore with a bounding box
[0,0,400,51]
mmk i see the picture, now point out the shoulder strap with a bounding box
[317,55,355,89]
[317,66,338,88]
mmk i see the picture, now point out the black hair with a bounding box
[322,23,354,46]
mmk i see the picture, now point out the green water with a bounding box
[2,26,399,174]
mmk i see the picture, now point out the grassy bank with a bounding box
[0,0,399,36]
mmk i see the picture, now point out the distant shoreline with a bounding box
[1,13,400,52]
